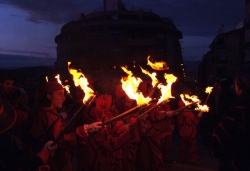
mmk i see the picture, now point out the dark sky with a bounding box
[0,0,245,61]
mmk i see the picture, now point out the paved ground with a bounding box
[164,129,219,171]
[73,127,220,171]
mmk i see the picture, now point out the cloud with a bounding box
[0,0,102,24]
[0,0,244,37]
[0,48,49,57]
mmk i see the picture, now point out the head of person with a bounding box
[138,80,153,98]
[114,85,136,113]
[0,73,15,95]
[234,67,250,95]
[0,97,17,135]
[38,81,65,109]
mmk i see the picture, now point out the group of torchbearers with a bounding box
[1,61,250,171]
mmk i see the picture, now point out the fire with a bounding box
[68,62,95,104]
[205,87,213,94]
[195,104,209,112]
[180,94,200,106]
[46,76,48,82]
[147,56,168,70]
[180,94,209,112]
[140,66,158,87]
[121,66,151,105]
[157,73,177,104]
[55,74,70,94]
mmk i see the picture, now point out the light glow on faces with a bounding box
[48,89,65,109]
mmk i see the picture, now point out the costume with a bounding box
[177,99,201,164]
[113,85,140,171]
[0,99,52,171]
[30,106,87,171]
[76,94,132,171]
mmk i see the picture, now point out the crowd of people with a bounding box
[0,64,250,171]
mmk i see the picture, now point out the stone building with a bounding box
[55,0,185,95]
[197,1,250,87]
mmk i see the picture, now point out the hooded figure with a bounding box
[211,66,250,171]
[0,97,57,171]
[76,93,134,171]
[137,80,174,171]
[29,81,102,171]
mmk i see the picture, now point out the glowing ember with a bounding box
[121,66,151,105]
[157,73,177,104]
[55,74,70,94]
[68,62,95,104]
[147,56,169,70]
[205,87,213,94]
[140,66,159,87]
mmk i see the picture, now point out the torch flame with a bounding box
[195,104,209,112]
[147,56,169,70]
[205,86,213,94]
[157,73,177,104]
[180,94,200,106]
[121,66,151,105]
[55,74,70,94]
[180,93,209,112]
[68,62,94,104]
[140,66,158,87]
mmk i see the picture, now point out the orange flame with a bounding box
[147,56,168,70]
[157,73,177,104]
[140,66,158,87]
[180,94,200,106]
[205,87,213,94]
[195,104,209,112]
[68,62,95,104]
[121,66,151,105]
[180,93,209,112]
[55,74,70,94]
[46,76,48,82]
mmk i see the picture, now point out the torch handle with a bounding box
[137,104,159,119]
[102,105,144,126]
[52,95,96,145]
[174,102,197,113]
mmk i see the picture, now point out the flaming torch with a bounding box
[178,94,201,113]
[68,62,95,105]
[204,86,213,104]
[147,56,169,70]
[102,67,152,125]
[52,62,96,145]
[138,73,177,119]
[196,86,213,117]
[55,74,72,98]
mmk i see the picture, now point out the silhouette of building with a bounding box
[197,1,250,87]
[55,0,184,94]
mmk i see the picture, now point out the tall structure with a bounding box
[196,2,250,86]
[245,0,250,61]
[55,0,184,94]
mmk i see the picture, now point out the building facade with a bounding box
[196,1,250,87]
[55,0,184,95]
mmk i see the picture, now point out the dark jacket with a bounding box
[211,93,250,171]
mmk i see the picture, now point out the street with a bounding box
[164,129,219,171]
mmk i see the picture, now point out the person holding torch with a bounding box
[29,81,103,171]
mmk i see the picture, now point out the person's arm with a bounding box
[28,141,57,169]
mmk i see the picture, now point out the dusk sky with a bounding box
[0,0,245,62]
